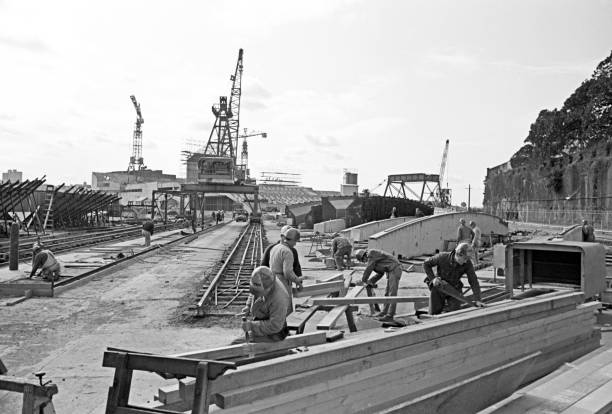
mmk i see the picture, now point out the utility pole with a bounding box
[467,185,471,212]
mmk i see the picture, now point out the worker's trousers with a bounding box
[41,262,61,281]
[334,246,353,270]
[366,265,402,317]
[142,229,151,246]
[429,283,462,315]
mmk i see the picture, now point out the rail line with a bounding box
[0,222,189,265]
[194,223,266,316]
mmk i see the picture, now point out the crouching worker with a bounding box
[423,242,485,315]
[355,248,402,323]
[239,266,290,343]
[29,243,61,282]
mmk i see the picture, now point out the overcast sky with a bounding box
[1,0,611,206]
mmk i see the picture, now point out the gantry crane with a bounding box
[127,95,145,172]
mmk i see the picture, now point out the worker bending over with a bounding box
[423,242,485,315]
[356,248,402,323]
[269,227,304,313]
[29,243,61,281]
[241,266,290,342]
[331,233,352,271]
[261,225,302,277]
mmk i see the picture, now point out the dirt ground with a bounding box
[0,221,247,413]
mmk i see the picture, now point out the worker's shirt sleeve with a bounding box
[250,295,288,337]
[423,254,440,282]
[30,252,47,276]
[282,249,301,285]
[261,244,273,267]
[331,238,338,254]
[465,262,481,301]
[362,255,379,280]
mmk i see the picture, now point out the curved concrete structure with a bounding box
[368,212,509,259]
[340,216,416,242]
[313,219,346,234]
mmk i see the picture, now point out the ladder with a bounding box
[42,185,55,234]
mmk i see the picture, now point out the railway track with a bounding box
[194,223,266,316]
[0,221,189,265]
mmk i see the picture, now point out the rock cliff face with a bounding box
[485,51,612,215]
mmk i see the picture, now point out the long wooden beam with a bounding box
[292,281,345,298]
[312,296,429,306]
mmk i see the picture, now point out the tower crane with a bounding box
[127,95,145,172]
[437,139,451,207]
[238,128,267,181]
[228,49,244,159]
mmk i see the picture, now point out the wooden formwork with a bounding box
[137,291,600,414]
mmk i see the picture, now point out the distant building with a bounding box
[2,169,22,183]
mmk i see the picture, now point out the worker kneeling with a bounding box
[423,243,485,315]
[241,266,290,343]
[29,243,61,282]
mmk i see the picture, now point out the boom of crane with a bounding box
[436,139,451,207]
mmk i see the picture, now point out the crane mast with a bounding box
[127,95,145,172]
[229,49,244,161]
[437,139,450,207]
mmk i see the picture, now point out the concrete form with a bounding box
[368,212,509,259]
[313,218,346,234]
[340,216,416,242]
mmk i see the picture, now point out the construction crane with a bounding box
[229,49,244,159]
[238,128,267,181]
[127,95,145,172]
[437,139,451,207]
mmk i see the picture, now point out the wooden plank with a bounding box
[4,289,32,306]
[0,375,58,396]
[292,281,344,298]
[311,296,430,306]
[315,273,344,283]
[286,306,320,334]
[184,293,585,400]
[210,305,595,410]
[316,286,365,330]
[379,352,541,414]
[561,379,612,414]
[170,332,327,360]
[213,315,594,414]
[0,283,52,297]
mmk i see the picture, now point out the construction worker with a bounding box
[457,218,473,244]
[582,220,596,242]
[331,233,352,270]
[355,248,402,323]
[423,242,485,315]
[261,225,302,277]
[142,219,154,247]
[390,206,398,218]
[469,220,482,265]
[269,228,304,314]
[240,266,290,342]
[29,243,61,281]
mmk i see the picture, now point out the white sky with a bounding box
[1,0,611,206]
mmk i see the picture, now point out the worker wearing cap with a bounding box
[142,220,155,247]
[355,248,402,323]
[269,227,304,314]
[29,243,61,281]
[331,233,352,271]
[261,225,302,277]
[582,220,596,242]
[240,266,290,342]
[423,242,485,315]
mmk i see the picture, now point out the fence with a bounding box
[484,206,612,231]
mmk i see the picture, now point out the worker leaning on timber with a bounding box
[423,242,485,315]
[261,225,302,278]
[142,219,155,247]
[240,266,290,343]
[29,243,61,281]
[457,218,474,244]
[356,248,402,323]
[331,232,352,271]
[269,227,304,314]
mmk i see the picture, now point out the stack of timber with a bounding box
[153,291,599,414]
